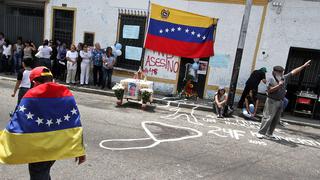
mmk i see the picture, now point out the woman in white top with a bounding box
[66,44,78,84]
[37,39,52,69]
[2,39,12,74]
[80,44,92,86]
[23,41,36,59]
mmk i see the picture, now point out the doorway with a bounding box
[177,57,209,98]
[285,47,320,119]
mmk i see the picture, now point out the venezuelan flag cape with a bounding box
[0,82,85,164]
[145,3,217,58]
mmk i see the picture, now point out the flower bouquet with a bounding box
[112,83,125,105]
[140,88,153,109]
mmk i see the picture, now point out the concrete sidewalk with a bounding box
[1,74,320,129]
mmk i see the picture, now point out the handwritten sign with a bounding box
[125,46,142,61]
[123,25,140,39]
[208,54,231,86]
[143,49,180,80]
[209,54,229,68]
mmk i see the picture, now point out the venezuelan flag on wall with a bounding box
[145,3,217,58]
[0,82,85,164]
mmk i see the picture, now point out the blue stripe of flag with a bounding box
[148,18,215,43]
[6,97,81,133]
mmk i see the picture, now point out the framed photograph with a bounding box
[127,82,139,98]
[198,61,208,75]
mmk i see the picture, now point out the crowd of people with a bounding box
[0,33,116,89]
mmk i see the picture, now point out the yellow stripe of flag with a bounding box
[150,3,217,28]
[0,127,85,164]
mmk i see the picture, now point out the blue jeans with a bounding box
[102,68,113,89]
[39,58,52,70]
[13,52,22,73]
[283,97,288,110]
[242,104,255,118]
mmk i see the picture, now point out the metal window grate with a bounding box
[52,9,74,46]
[115,10,147,71]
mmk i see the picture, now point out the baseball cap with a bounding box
[29,66,53,82]
[260,67,267,73]
[273,66,285,72]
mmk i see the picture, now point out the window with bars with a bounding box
[52,9,74,47]
[116,10,147,71]
[84,32,94,46]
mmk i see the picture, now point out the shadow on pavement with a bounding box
[116,101,156,113]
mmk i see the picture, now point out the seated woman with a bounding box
[242,90,259,119]
[133,67,146,80]
[214,87,228,118]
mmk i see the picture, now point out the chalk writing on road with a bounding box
[99,101,320,151]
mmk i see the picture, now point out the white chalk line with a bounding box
[99,121,203,151]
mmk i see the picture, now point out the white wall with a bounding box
[256,0,320,78]
[44,0,264,99]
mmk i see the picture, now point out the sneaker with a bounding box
[256,133,265,139]
[265,134,277,140]
[279,121,286,127]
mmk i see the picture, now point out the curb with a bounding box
[1,75,319,129]
[280,118,320,129]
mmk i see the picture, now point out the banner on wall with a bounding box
[143,49,180,80]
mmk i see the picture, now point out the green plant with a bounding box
[140,88,153,104]
[112,83,125,100]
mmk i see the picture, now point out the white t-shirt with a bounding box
[66,50,78,70]
[20,69,31,88]
[38,45,52,59]
[80,50,92,62]
[3,44,12,57]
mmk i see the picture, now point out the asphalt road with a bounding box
[1,79,320,180]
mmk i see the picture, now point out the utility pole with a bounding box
[227,0,253,107]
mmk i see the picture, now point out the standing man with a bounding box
[0,66,86,179]
[257,60,311,139]
[238,67,267,108]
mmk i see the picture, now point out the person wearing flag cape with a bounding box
[0,66,86,179]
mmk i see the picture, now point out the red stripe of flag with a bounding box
[23,83,73,98]
[145,34,214,58]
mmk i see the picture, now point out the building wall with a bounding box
[255,0,320,79]
[44,0,320,100]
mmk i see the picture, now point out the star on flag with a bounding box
[46,119,53,127]
[71,108,77,115]
[64,114,71,121]
[19,105,26,112]
[26,112,34,120]
[35,117,43,126]
[56,118,62,125]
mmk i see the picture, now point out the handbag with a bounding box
[35,51,42,58]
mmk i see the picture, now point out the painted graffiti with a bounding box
[143,49,180,80]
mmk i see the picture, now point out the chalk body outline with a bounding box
[99,121,203,151]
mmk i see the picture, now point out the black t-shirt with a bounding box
[246,70,266,87]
